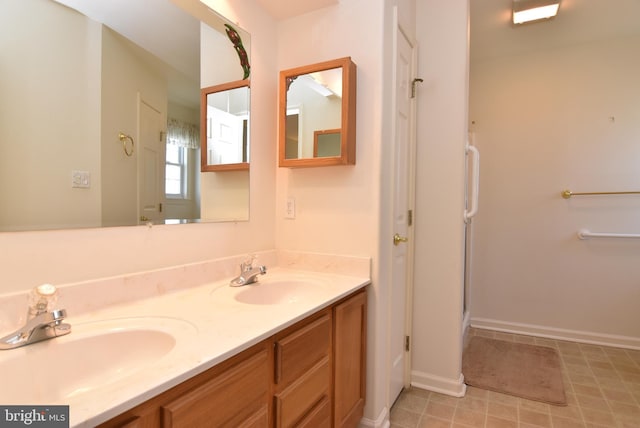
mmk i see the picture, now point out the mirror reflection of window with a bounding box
[314,129,341,158]
[165,145,187,197]
[165,118,198,202]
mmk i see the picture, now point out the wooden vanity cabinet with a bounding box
[273,310,332,427]
[334,289,367,428]
[99,288,367,428]
[97,341,272,428]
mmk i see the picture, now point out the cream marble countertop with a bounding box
[0,262,370,427]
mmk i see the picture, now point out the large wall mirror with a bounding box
[0,0,250,232]
[279,57,357,168]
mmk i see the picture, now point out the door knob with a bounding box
[140,216,150,222]
[393,233,408,246]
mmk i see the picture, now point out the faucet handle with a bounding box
[241,254,257,271]
[28,284,58,318]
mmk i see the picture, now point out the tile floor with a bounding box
[390,328,640,428]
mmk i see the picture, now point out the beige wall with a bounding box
[275,3,380,263]
[410,0,469,396]
[199,11,250,221]
[200,22,246,87]
[469,35,640,347]
[100,27,168,227]
[0,0,102,231]
[200,171,250,220]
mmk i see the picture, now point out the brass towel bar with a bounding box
[561,189,640,199]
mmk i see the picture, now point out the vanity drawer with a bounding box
[296,395,331,427]
[274,310,332,387]
[274,356,331,428]
[161,345,270,427]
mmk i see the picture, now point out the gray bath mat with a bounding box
[462,336,567,405]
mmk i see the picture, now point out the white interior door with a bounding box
[389,19,416,406]
[138,98,164,224]
[207,106,244,165]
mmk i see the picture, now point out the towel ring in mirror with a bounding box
[118,132,134,157]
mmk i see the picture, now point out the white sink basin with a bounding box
[234,278,326,305]
[0,317,196,403]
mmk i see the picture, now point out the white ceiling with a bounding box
[49,0,343,111]
[471,0,640,61]
[54,0,200,81]
[53,0,227,108]
[51,0,339,100]
[255,0,338,20]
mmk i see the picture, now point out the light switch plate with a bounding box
[72,170,90,188]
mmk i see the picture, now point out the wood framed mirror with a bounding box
[278,57,356,168]
[201,79,250,172]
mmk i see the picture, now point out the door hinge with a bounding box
[160,131,166,142]
[411,78,424,98]
[408,209,413,226]
[405,335,410,352]
[159,203,163,213]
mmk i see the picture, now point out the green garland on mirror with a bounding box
[224,24,250,80]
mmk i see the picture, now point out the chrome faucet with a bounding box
[0,284,71,350]
[230,255,267,287]
[0,309,71,350]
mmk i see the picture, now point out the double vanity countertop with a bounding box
[0,251,370,427]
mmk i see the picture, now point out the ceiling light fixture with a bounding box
[298,75,338,98]
[512,0,560,25]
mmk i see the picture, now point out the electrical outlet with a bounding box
[71,170,90,188]
[285,198,296,219]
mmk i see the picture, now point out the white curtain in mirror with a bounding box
[167,118,199,149]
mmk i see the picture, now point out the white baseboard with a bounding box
[471,317,640,350]
[359,406,389,428]
[410,371,467,397]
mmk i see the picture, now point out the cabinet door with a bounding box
[334,289,367,428]
[161,344,270,427]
